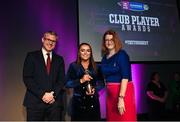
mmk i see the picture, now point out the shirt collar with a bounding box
[42,48,52,56]
[41,48,52,61]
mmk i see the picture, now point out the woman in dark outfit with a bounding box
[66,43,101,121]
[146,72,168,120]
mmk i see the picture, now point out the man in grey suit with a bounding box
[23,31,65,121]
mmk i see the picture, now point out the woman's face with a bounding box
[79,44,91,61]
[154,73,160,82]
[105,34,115,51]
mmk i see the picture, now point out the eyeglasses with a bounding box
[44,37,57,44]
[105,39,114,42]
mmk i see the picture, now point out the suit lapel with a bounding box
[38,50,58,77]
[50,52,56,75]
[38,50,47,75]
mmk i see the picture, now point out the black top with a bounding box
[146,81,167,106]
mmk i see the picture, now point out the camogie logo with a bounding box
[117,1,149,11]
[108,1,160,33]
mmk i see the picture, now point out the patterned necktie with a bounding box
[46,53,51,74]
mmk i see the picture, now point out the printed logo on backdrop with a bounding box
[117,1,149,11]
[108,0,160,33]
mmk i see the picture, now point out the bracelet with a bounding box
[118,96,124,99]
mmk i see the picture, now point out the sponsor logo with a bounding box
[117,1,149,11]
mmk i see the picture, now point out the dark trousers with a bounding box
[26,102,62,121]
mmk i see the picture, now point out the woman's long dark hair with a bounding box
[77,43,97,72]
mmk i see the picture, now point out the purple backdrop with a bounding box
[1,0,179,120]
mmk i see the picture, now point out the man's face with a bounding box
[42,33,57,52]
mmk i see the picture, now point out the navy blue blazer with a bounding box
[65,62,104,97]
[23,50,65,108]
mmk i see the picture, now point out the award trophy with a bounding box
[85,69,93,94]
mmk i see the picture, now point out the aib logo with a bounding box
[117,1,149,11]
